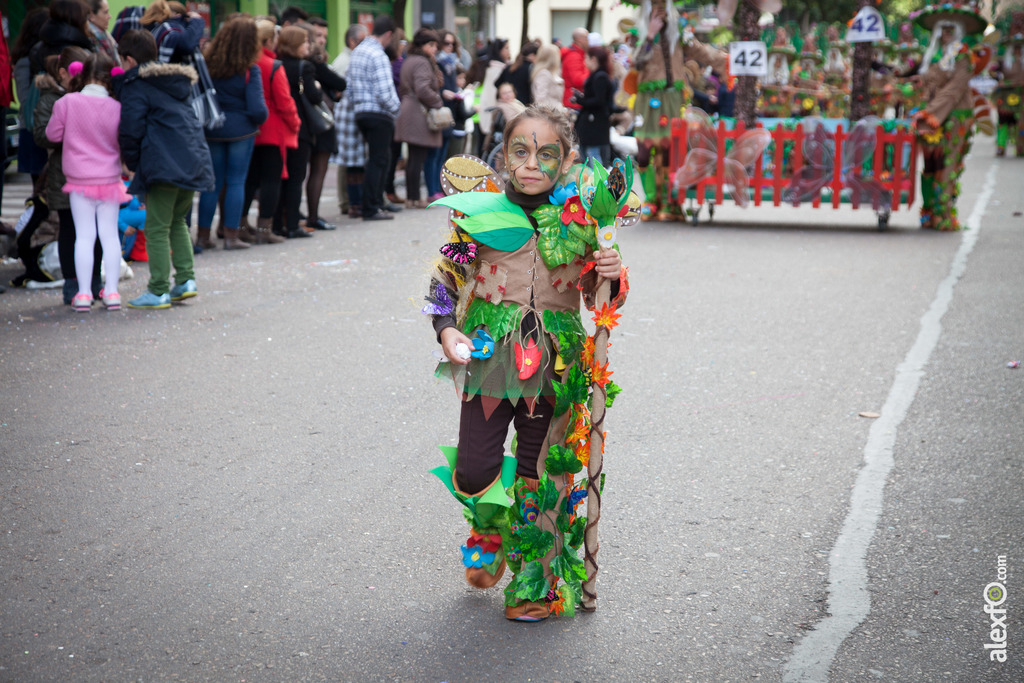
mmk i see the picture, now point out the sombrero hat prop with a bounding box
[911,2,987,36]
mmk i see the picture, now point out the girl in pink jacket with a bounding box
[46,52,126,311]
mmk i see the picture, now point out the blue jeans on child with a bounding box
[198,137,256,229]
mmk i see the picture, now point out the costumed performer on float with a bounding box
[993,9,1024,156]
[424,105,633,620]
[910,1,987,231]
[632,0,726,221]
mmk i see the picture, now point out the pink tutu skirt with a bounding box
[63,180,133,204]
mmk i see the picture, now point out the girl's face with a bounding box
[497,84,515,102]
[505,120,572,195]
[58,68,73,89]
[500,44,510,62]
[422,41,438,58]
[299,41,310,58]
[585,55,598,71]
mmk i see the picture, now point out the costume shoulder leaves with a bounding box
[430,187,534,252]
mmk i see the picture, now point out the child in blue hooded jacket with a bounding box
[114,29,214,309]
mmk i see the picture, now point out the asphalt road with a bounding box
[0,145,1021,682]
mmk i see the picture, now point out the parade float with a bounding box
[620,1,995,230]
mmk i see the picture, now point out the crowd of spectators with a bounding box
[1,2,647,297]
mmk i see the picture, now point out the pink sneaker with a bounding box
[71,293,93,312]
[103,292,121,311]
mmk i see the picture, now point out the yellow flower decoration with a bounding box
[802,97,815,110]
[1009,93,1021,107]
[922,130,943,145]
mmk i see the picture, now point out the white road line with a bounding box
[782,162,1000,682]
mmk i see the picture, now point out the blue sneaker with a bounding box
[126,291,171,309]
[170,279,197,302]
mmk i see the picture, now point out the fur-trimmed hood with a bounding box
[115,61,197,102]
[138,61,199,84]
[33,72,64,95]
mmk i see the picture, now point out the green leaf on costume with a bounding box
[513,560,550,602]
[545,444,583,477]
[453,212,535,251]
[464,299,522,342]
[568,515,587,549]
[516,524,554,563]
[534,205,591,268]
[605,381,623,409]
[558,586,578,617]
[556,547,587,582]
[542,309,586,344]
[535,476,560,512]
[561,579,583,605]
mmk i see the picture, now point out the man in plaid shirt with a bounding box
[348,16,400,221]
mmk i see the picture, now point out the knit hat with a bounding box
[413,28,440,47]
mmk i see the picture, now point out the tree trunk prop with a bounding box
[734,0,762,127]
[580,276,610,612]
[575,157,631,612]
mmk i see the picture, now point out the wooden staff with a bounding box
[580,275,611,612]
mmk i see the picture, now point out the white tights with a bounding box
[70,192,122,297]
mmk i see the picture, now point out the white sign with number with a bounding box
[729,41,768,77]
[846,7,886,43]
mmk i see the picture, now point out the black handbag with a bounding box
[299,76,334,135]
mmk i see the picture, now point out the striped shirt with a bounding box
[347,36,400,119]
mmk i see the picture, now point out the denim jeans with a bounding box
[582,144,611,167]
[424,134,450,197]
[198,137,256,229]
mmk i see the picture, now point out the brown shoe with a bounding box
[253,217,286,244]
[505,600,550,622]
[466,558,506,589]
[196,227,216,250]
[223,227,251,250]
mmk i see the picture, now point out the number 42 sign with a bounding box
[729,41,767,77]
[846,6,886,43]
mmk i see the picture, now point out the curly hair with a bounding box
[204,16,261,79]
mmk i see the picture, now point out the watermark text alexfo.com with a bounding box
[984,555,1008,663]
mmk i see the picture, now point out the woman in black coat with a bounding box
[28,0,95,76]
[574,46,623,167]
[275,25,324,239]
[305,41,345,231]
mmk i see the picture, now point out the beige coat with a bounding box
[394,54,444,147]
[921,51,973,122]
[531,68,564,109]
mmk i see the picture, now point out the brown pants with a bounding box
[456,395,556,493]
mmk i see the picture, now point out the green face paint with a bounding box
[505,126,564,195]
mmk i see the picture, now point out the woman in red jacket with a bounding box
[243,19,300,244]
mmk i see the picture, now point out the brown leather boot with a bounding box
[254,217,285,245]
[196,227,216,250]
[224,227,251,250]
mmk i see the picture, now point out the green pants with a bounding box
[144,183,196,296]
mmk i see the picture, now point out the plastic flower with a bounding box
[470,330,494,359]
[565,413,589,446]
[549,182,578,206]
[507,548,522,562]
[514,338,542,379]
[802,97,815,110]
[592,302,622,330]
[560,196,588,226]
[467,533,503,554]
[659,114,669,127]
[549,594,567,617]
[1009,93,1020,107]
[461,544,496,568]
[520,499,539,524]
[590,360,613,388]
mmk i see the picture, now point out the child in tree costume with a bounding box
[425,105,635,621]
[910,2,986,231]
[993,11,1024,157]
[631,1,725,220]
